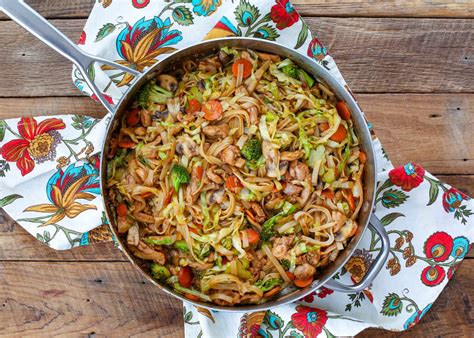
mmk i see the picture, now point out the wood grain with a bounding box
[294,0,474,18]
[0,18,472,97]
[2,0,472,19]
[0,261,184,337]
[2,171,473,261]
[0,260,471,337]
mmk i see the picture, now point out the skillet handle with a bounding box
[324,214,390,293]
[0,0,141,113]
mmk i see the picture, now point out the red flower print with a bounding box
[421,265,445,286]
[442,187,468,212]
[424,232,453,262]
[291,305,327,337]
[317,287,334,299]
[388,162,425,191]
[91,93,114,104]
[0,117,65,176]
[78,31,86,45]
[132,0,150,8]
[270,0,299,30]
[307,37,328,62]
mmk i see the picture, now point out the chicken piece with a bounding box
[176,135,199,158]
[221,145,245,168]
[190,165,203,195]
[256,52,281,62]
[279,161,289,176]
[294,263,316,280]
[210,188,225,204]
[130,241,166,264]
[248,106,259,125]
[290,161,310,181]
[206,165,224,184]
[264,192,284,210]
[249,250,267,275]
[302,251,320,266]
[262,141,280,178]
[283,182,303,196]
[249,202,266,223]
[198,56,221,74]
[127,223,140,246]
[202,124,229,138]
[280,150,304,161]
[271,235,294,260]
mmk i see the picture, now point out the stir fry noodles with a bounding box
[106,47,365,305]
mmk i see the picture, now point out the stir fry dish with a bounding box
[106,47,365,305]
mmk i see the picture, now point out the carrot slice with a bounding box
[242,229,260,245]
[321,189,335,200]
[117,203,127,217]
[345,189,355,211]
[286,271,295,281]
[118,140,135,148]
[330,125,347,142]
[203,100,223,121]
[359,150,367,164]
[196,166,204,180]
[186,98,201,114]
[163,190,173,206]
[225,175,243,192]
[178,266,193,288]
[336,101,351,121]
[184,293,200,301]
[126,108,141,126]
[263,286,281,298]
[232,58,253,79]
[294,276,314,288]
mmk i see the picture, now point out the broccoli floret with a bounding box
[255,278,283,292]
[170,164,190,192]
[150,263,171,281]
[241,138,262,162]
[281,65,315,88]
[280,259,291,270]
[260,202,297,241]
[137,80,173,110]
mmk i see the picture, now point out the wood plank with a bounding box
[0,261,184,337]
[357,259,474,337]
[1,1,472,19]
[293,0,474,18]
[359,94,474,175]
[0,18,472,96]
[0,260,471,336]
[0,0,95,19]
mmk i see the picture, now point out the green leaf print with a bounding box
[234,0,260,27]
[381,293,403,316]
[95,23,116,42]
[0,120,6,142]
[381,189,408,209]
[0,194,23,208]
[253,24,279,41]
[427,179,440,206]
[380,212,405,226]
[172,6,194,26]
[294,23,309,49]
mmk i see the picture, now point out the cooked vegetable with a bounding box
[241,138,262,162]
[171,164,190,192]
[151,263,171,281]
[232,58,253,79]
[107,47,364,306]
[203,100,223,120]
[137,80,173,110]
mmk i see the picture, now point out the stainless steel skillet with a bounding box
[1,0,389,312]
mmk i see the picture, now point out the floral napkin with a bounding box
[0,0,472,337]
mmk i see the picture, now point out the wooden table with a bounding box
[0,1,472,336]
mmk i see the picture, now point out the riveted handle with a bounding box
[325,214,390,293]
